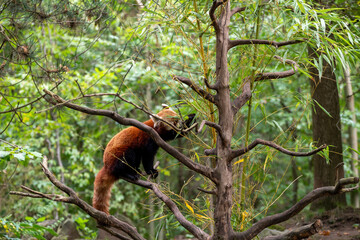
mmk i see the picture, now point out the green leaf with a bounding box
[0,151,10,158]
[313,99,332,118]
[25,216,34,221]
[272,120,284,133]
[13,152,26,161]
[36,217,46,222]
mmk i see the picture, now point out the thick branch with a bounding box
[230,139,326,160]
[255,56,298,81]
[230,7,246,17]
[42,89,215,182]
[173,75,217,104]
[209,0,224,32]
[232,177,359,240]
[262,219,323,240]
[228,39,303,50]
[232,77,251,114]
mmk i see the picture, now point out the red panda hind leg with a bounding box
[93,167,118,215]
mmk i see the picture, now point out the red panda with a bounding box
[93,105,195,214]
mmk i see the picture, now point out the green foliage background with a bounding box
[0,0,359,239]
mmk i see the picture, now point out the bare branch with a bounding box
[255,56,298,81]
[12,157,210,240]
[232,177,359,240]
[231,77,251,114]
[262,219,323,240]
[203,77,217,90]
[173,75,217,104]
[230,139,326,160]
[198,187,216,195]
[228,39,303,50]
[230,7,246,17]
[42,89,215,182]
[136,180,210,239]
[209,0,224,32]
[198,120,225,142]
[11,157,146,240]
[231,56,298,115]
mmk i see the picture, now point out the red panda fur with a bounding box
[93,108,194,215]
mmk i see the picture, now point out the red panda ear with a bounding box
[161,104,176,112]
[161,104,170,109]
[150,114,161,128]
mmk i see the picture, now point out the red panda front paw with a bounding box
[147,169,158,179]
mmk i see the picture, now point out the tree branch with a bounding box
[231,77,251,114]
[254,56,298,82]
[198,120,225,142]
[228,39,303,50]
[230,7,246,17]
[11,157,146,240]
[209,0,224,32]
[131,179,210,239]
[232,177,359,240]
[262,219,323,240]
[42,89,215,182]
[231,56,298,115]
[12,157,210,240]
[230,139,326,160]
[173,75,217,104]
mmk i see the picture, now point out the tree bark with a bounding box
[308,46,346,210]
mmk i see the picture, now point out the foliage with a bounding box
[0,216,58,240]
[0,0,359,238]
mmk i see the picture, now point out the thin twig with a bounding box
[230,139,326,160]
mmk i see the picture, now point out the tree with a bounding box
[308,45,346,210]
[2,0,360,239]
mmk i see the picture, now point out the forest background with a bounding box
[0,0,360,239]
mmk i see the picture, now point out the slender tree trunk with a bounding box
[344,64,359,208]
[308,47,346,210]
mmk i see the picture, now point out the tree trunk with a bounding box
[308,46,346,210]
[344,64,359,208]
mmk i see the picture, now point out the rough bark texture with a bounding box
[308,46,346,210]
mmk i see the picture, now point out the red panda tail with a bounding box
[93,167,118,215]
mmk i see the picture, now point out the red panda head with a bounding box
[150,104,179,131]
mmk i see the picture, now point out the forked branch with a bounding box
[42,89,215,182]
[230,139,326,160]
[11,157,146,240]
[173,75,217,104]
[232,56,298,115]
[198,120,226,142]
[232,177,359,239]
[11,157,210,240]
[209,0,225,32]
[232,77,251,114]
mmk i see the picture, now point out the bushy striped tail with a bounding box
[93,167,117,215]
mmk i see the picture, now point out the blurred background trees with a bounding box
[0,0,359,239]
